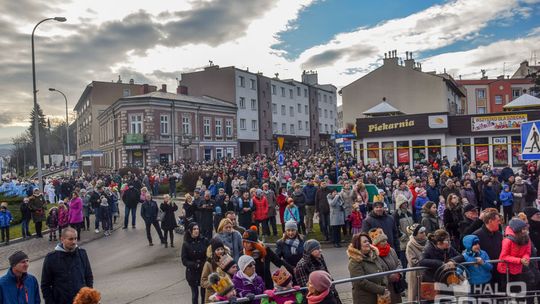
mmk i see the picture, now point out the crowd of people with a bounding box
[1,147,540,303]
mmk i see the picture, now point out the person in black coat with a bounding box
[419,229,464,283]
[140,193,164,246]
[458,204,483,237]
[41,227,93,304]
[361,202,400,250]
[121,183,140,229]
[482,182,498,210]
[181,222,209,304]
[160,194,178,248]
[20,197,33,238]
[197,191,215,240]
[473,208,504,294]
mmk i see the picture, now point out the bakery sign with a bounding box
[471,114,527,132]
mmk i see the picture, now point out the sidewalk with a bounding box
[0,218,123,270]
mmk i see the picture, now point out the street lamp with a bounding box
[32,16,66,190]
[49,88,70,173]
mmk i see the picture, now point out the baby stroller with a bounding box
[174,216,186,234]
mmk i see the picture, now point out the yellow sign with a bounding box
[277,136,284,150]
[368,119,415,132]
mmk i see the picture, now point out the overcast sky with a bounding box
[0,0,539,144]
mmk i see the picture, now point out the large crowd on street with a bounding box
[1,147,540,304]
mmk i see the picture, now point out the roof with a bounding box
[503,93,540,109]
[121,91,236,109]
[457,78,534,85]
[363,101,403,115]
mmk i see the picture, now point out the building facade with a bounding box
[97,91,238,170]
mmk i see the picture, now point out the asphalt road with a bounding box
[25,214,353,304]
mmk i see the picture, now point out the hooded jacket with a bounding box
[461,235,492,285]
[347,245,387,304]
[419,240,464,282]
[41,244,93,304]
[0,268,40,304]
[394,195,414,251]
[497,226,532,275]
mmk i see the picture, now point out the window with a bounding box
[298,104,302,113]
[281,87,285,97]
[474,137,489,163]
[239,76,245,87]
[251,120,257,131]
[329,96,333,103]
[324,95,327,103]
[477,107,486,114]
[412,140,426,165]
[160,114,169,135]
[304,88,308,97]
[493,137,508,167]
[512,88,521,99]
[289,106,294,117]
[204,148,212,161]
[226,148,234,158]
[272,103,277,114]
[382,142,394,166]
[216,148,223,160]
[203,118,211,136]
[324,109,328,118]
[298,120,302,130]
[319,123,322,130]
[250,79,255,90]
[318,93,321,101]
[281,105,286,115]
[225,120,233,137]
[297,87,301,96]
[330,125,334,133]
[305,121,309,130]
[305,105,308,114]
[130,114,143,134]
[282,123,286,134]
[290,124,295,134]
[272,85,276,95]
[289,89,293,99]
[251,99,257,110]
[215,119,222,137]
[263,110,266,118]
[427,139,442,163]
[240,119,246,130]
[476,89,486,99]
[511,135,523,166]
[495,95,503,105]
[318,108,322,117]
[273,122,277,132]
[330,110,333,118]
[123,88,131,97]
[239,97,245,109]
[182,115,191,135]
[324,124,328,133]
[456,138,471,163]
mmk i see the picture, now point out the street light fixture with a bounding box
[32,16,66,190]
[49,88,70,174]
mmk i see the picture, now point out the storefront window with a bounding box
[367,142,380,164]
[511,136,523,166]
[359,144,364,163]
[397,141,409,166]
[427,139,441,164]
[412,140,426,165]
[492,137,508,167]
[474,138,489,164]
[381,142,394,166]
[456,138,471,163]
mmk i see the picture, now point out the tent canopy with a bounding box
[363,101,403,116]
[503,93,540,110]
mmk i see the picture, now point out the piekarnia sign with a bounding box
[368,119,415,132]
[356,112,448,138]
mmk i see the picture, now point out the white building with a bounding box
[235,69,260,142]
[316,84,338,135]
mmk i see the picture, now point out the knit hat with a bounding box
[9,251,29,268]
[304,239,321,254]
[256,189,263,197]
[372,201,384,208]
[395,194,408,210]
[272,266,292,287]
[524,207,540,220]
[508,218,527,233]
[308,270,332,293]
[406,223,425,237]
[368,228,388,245]
[208,272,235,296]
[463,204,478,214]
[218,254,235,273]
[242,226,259,243]
[285,220,298,231]
[210,238,225,253]
[237,255,255,272]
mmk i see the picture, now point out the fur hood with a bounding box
[347,244,379,263]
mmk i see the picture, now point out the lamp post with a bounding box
[49,88,70,174]
[32,16,66,190]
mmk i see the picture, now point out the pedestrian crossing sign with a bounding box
[521,120,540,160]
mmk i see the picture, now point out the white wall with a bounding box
[270,79,310,137]
[318,88,337,135]
[235,70,259,140]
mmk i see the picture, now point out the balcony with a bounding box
[123,133,149,145]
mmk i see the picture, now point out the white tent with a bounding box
[363,101,403,116]
[503,93,540,110]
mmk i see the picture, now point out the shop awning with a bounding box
[503,93,540,110]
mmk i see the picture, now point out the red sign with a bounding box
[475,146,489,162]
[398,149,410,163]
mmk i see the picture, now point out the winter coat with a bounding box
[276,236,305,274]
[458,217,483,238]
[406,237,426,302]
[264,190,277,217]
[460,188,478,207]
[292,191,307,210]
[181,234,209,287]
[238,198,254,229]
[361,211,400,250]
[419,241,464,282]
[414,196,429,219]
[68,197,83,224]
[294,252,330,287]
[349,211,362,229]
[159,202,178,231]
[482,186,498,209]
[232,272,265,304]
[347,245,387,304]
[420,211,439,234]
[426,185,441,203]
[378,246,402,304]
[497,226,532,275]
[57,206,70,227]
[253,195,269,221]
[394,209,414,251]
[0,268,40,304]
[511,183,527,206]
[122,187,140,208]
[328,194,345,226]
[339,189,355,218]
[473,225,503,269]
[28,194,46,222]
[20,202,32,221]
[499,190,513,207]
[284,205,300,223]
[303,185,317,206]
[140,200,159,222]
[315,188,332,214]
[443,206,463,240]
[0,210,12,228]
[247,244,284,289]
[529,219,540,254]
[201,246,231,303]
[462,235,492,285]
[41,244,93,304]
[215,230,243,262]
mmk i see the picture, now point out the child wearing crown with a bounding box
[262,266,303,304]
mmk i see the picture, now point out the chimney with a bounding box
[161,84,167,92]
[116,75,122,83]
[383,50,399,65]
[177,85,188,95]
[143,84,149,94]
[129,78,134,85]
[404,51,415,69]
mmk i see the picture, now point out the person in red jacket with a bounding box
[277,187,288,232]
[497,218,531,298]
[253,189,270,236]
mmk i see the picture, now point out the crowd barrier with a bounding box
[212,257,540,304]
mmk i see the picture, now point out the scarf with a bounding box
[284,237,300,255]
[376,243,391,257]
[237,269,257,282]
[307,289,330,304]
[244,242,267,260]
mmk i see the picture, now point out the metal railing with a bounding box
[212,257,540,304]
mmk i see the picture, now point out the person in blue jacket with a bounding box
[499,184,513,224]
[462,234,492,287]
[0,250,41,303]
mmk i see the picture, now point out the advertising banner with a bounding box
[471,114,527,132]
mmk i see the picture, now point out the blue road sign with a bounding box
[277,152,285,166]
[342,140,352,153]
[521,120,540,160]
[70,161,79,169]
[331,133,356,140]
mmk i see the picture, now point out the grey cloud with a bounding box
[0,0,68,22]
[470,54,509,66]
[302,45,377,69]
